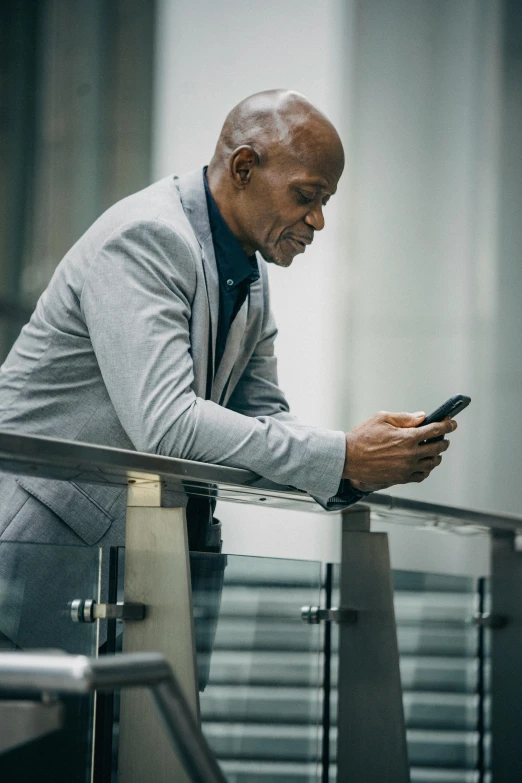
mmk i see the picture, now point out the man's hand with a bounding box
[343,411,457,492]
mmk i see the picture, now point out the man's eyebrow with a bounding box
[294,179,337,195]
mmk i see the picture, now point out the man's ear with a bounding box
[230,146,258,189]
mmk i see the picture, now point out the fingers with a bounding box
[411,471,430,483]
[409,451,444,483]
[415,418,457,443]
[382,410,426,428]
[417,455,442,471]
[417,438,450,458]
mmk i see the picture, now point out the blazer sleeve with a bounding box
[80,219,346,499]
[225,313,367,510]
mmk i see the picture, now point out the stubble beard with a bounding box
[260,242,294,268]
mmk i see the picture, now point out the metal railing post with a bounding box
[336,504,410,783]
[490,530,522,779]
[118,475,199,783]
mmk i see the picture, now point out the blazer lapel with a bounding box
[177,168,219,387]
[211,297,248,404]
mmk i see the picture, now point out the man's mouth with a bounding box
[286,234,312,252]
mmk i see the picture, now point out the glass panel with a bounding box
[0,541,101,783]
[191,552,324,783]
[330,565,482,783]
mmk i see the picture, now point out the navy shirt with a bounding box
[203,171,259,370]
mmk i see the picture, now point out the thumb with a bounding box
[386,411,426,428]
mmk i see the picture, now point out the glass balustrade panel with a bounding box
[329,564,483,783]
[191,552,325,783]
[0,541,101,783]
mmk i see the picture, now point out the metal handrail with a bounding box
[0,429,521,531]
[367,492,522,534]
[0,429,313,511]
[0,651,227,783]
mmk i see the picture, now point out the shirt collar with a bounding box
[203,168,259,291]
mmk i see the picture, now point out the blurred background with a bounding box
[1,0,521,566]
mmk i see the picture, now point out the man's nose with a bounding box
[305,204,325,232]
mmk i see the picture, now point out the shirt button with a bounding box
[227,279,234,287]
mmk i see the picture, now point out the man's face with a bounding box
[239,149,344,267]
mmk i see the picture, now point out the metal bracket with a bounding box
[70,599,146,624]
[472,611,509,629]
[301,605,358,625]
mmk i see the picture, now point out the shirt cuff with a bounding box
[312,479,372,512]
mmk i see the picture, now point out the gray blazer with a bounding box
[0,167,345,547]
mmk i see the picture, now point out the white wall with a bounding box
[152,0,511,575]
[153,0,345,428]
[341,0,505,517]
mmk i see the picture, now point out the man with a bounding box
[0,90,454,651]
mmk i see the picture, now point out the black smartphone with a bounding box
[417,394,471,443]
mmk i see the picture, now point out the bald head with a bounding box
[206,90,344,267]
[210,89,344,173]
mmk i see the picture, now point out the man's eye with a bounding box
[297,191,314,204]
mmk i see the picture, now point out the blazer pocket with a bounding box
[15,476,115,545]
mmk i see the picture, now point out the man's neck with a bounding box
[205,169,256,256]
